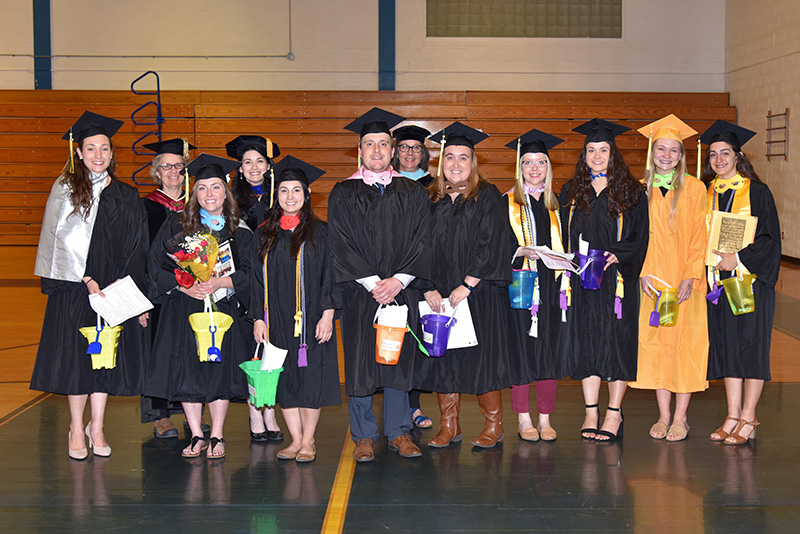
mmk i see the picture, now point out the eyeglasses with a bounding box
[521,160,548,168]
[398,144,423,154]
[158,163,186,171]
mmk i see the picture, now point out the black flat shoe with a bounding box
[250,430,269,442]
[594,406,624,442]
[266,430,284,442]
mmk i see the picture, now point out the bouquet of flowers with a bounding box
[168,232,220,288]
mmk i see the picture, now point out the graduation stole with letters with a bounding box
[706,175,752,289]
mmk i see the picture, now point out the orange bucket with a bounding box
[374,324,406,365]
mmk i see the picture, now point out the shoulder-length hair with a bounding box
[60,138,119,220]
[701,141,762,183]
[513,153,559,211]
[428,146,485,203]
[391,143,431,173]
[643,138,687,230]
[257,181,317,261]
[181,178,240,235]
[566,142,644,219]
[149,153,188,185]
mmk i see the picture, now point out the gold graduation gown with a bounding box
[630,176,709,393]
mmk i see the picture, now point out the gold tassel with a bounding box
[357,142,362,170]
[696,138,702,179]
[182,138,190,201]
[645,128,653,172]
[68,129,74,174]
[436,133,446,179]
[515,138,522,186]
[294,255,302,337]
[266,138,275,207]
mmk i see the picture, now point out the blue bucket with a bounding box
[509,269,537,309]
[419,314,456,357]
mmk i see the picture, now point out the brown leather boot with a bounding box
[471,390,504,448]
[428,393,461,448]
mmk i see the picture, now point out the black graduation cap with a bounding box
[428,122,490,149]
[272,155,326,187]
[505,128,564,156]
[186,153,240,181]
[142,138,196,156]
[62,111,124,144]
[572,118,630,144]
[393,125,431,144]
[699,120,756,149]
[344,107,405,138]
[224,135,280,161]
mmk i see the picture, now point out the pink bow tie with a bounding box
[348,166,400,186]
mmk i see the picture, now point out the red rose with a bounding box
[200,240,208,246]
[174,269,195,288]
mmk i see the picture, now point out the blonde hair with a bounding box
[513,153,559,211]
[643,138,687,231]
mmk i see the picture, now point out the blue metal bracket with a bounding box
[130,71,165,184]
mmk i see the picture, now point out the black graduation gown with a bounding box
[418,173,434,188]
[239,189,268,232]
[30,178,148,396]
[145,216,252,403]
[707,180,780,380]
[414,182,515,395]
[249,223,341,408]
[505,193,567,383]
[327,177,431,397]
[560,182,649,381]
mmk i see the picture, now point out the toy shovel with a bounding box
[649,289,662,327]
[207,298,222,362]
[87,313,103,354]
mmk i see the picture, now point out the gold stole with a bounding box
[706,177,752,289]
[507,196,565,279]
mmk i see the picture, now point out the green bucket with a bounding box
[239,361,283,408]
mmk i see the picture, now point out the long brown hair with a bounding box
[566,142,644,219]
[60,140,119,219]
[257,182,317,261]
[181,178,240,235]
[428,146,485,202]
[702,142,762,183]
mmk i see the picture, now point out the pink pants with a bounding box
[510,380,557,415]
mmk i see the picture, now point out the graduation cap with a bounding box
[505,129,564,185]
[62,112,124,173]
[186,153,239,182]
[429,122,489,178]
[224,135,280,161]
[272,155,326,187]
[62,111,124,144]
[637,115,697,172]
[393,125,431,144]
[699,120,756,149]
[143,138,197,156]
[572,118,630,145]
[344,107,405,138]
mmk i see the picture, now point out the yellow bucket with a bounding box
[654,287,680,327]
[374,324,406,366]
[189,311,233,362]
[721,273,757,316]
[79,325,123,369]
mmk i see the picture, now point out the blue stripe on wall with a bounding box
[378,0,396,91]
[33,0,52,89]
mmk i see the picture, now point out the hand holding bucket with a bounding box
[373,303,408,365]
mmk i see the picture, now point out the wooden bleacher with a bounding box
[0,90,735,245]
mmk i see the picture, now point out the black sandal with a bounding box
[595,406,624,442]
[580,404,599,440]
[207,437,226,459]
[182,435,207,458]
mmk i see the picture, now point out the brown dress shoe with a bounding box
[428,393,462,448]
[154,418,178,439]
[389,433,422,458]
[353,438,375,462]
[471,390,504,448]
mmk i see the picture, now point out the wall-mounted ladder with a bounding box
[766,108,789,161]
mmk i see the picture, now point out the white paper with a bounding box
[418,298,478,349]
[259,341,288,370]
[516,245,579,273]
[578,233,589,256]
[88,275,153,327]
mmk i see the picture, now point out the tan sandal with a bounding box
[206,437,226,459]
[666,422,689,442]
[724,419,759,445]
[276,448,298,460]
[182,436,208,458]
[710,416,740,441]
[649,421,669,440]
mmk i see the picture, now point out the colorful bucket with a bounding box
[374,324,406,365]
[419,314,457,357]
[576,249,605,290]
[79,325,123,370]
[239,361,283,408]
[654,287,680,327]
[509,269,537,309]
[721,273,757,316]
[189,311,233,362]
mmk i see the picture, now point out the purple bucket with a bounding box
[576,248,605,290]
[419,314,456,357]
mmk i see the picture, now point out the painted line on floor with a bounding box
[321,426,356,534]
[0,392,50,427]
